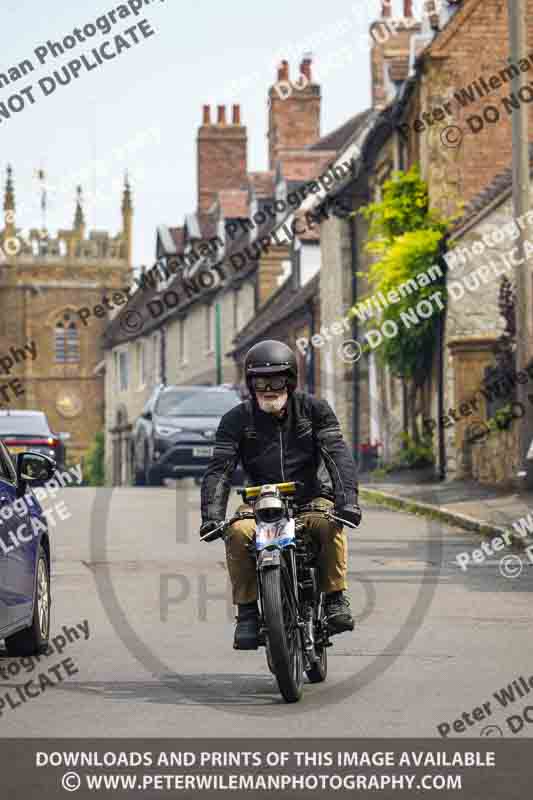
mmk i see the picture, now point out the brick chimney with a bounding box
[197,104,247,214]
[267,57,321,171]
[370,2,421,109]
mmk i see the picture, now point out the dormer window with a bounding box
[249,197,258,244]
[216,218,226,259]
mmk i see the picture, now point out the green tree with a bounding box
[84,430,105,486]
[357,164,451,442]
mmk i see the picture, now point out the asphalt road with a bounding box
[2,483,533,738]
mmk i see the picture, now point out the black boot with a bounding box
[233,602,259,650]
[325,591,354,635]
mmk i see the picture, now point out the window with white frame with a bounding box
[233,291,239,333]
[249,197,258,244]
[152,332,161,384]
[275,181,287,225]
[277,259,291,287]
[136,340,147,388]
[118,349,129,392]
[178,318,188,364]
[205,305,213,353]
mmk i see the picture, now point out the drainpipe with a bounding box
[397,128,409,440]
[437,310,445,480]
[161,326,167,385]
[437,249,446,481]
[349,208,360,467]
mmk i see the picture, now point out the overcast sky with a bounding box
[0,0,393,267]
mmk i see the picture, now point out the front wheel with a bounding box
[261,565,303,703]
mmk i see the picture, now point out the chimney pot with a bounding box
[232,104,241,124]
[382,0,392,17]
[300,56,312,81]
[404,0,413,16]
[217,105,226,125]
[277,59,289,82]
[202,104,210,125]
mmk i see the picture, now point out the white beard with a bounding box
[256,390,288,414]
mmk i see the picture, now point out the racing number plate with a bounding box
[255,518,295,550]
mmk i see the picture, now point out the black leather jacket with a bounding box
[201,390,358,522]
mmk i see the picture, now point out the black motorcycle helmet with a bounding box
[244,340,298,396]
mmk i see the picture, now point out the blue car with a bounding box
[0,445,56,656]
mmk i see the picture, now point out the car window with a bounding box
[0,414,50,436]
[0,441,16,483]
[157,390,241,417]
[155,390,200,416]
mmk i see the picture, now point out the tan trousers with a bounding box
[225,497,347,605]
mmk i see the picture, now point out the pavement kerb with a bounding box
[360,486,526,549]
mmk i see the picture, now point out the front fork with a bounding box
[257,546,308,657]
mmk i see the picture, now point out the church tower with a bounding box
[0,167,133,464]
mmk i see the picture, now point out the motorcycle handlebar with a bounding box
[201,509,358,542]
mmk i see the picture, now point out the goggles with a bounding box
[251,375,288,392]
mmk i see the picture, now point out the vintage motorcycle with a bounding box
[201,481,357,703]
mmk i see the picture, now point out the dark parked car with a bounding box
[0,410,67,470]
[133,384,245,486]
[0,447,56,655]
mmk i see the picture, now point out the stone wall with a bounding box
[443,188,529,480]
[418,0,533,215]
[318,212,354,444]
[168,279,255,386]
[103,336,155,485]
[470,424,520,488]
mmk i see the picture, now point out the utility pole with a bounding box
[507,0,532,461]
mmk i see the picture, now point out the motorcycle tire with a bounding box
[261,565,304,703]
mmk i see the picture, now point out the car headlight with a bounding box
[155,424,183,437]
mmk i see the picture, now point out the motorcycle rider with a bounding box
[200,340,361,650]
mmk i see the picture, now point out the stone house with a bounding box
[442,152,533,485]
[308,0,426,468]
[313,0,533,480]
[102,57,335,484]
[392,0,533,481]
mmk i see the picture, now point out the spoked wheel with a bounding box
[305,590,328,683]
[303,572,328,683]
[261,564,303,703]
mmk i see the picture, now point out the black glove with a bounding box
[199,520,223,542]
[334,503,362,528]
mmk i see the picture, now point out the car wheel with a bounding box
[5,546,50,656]
[134,468,146,486]
[145,455,163,487]
[134,450,146,486]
